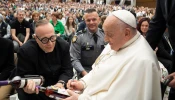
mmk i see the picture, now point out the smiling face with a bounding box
[140,21,149,36]
[84,12,100,33]
[35,23,56,53]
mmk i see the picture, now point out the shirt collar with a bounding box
[87,28,99,38]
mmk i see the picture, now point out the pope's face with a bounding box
[103,16,127,51]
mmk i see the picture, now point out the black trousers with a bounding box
[169,88,175,100]
[168,53,175,100]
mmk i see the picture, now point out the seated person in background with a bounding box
[0,14,11,39]
[64,10,161,100]
[30,11,40,39]
[16,20,73,100]
[50,12,65,37]
[0,38,15,100]
[11,10,30,52]
[137,17,150,37]
[98,15,107,29]
[64,16,76,43]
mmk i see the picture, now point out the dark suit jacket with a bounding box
[0,38,15,80]
[146,0,175,50]
[77,21,86,32]
[146,0,175,72]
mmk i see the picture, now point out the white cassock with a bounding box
[78,32,162,100]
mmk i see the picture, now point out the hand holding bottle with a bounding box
[23,80,39,94]
[0,75,44,89]
[53,82,65,89]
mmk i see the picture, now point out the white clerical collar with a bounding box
[119,31,140,50]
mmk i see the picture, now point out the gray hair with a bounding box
[35,20,50,28]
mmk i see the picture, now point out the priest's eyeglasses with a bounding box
[36,35,57,44]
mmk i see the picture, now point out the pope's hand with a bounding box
[66,80,84,91]
[62,89,79,100]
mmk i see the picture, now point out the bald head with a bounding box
[35,20,54,36]
[34,20,56,53]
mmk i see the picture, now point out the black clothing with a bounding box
[29,22,36,39]
[16,37,73,100]
[77,21,86,32]
[146,0,175,99]
[0,22,8,38]
[10,19,30,36]
[157,36,173,73]
[0,38,15,80]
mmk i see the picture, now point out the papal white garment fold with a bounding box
[78,32,162,100]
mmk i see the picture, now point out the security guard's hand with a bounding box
[81,71,88,76]
[23,80,39,94]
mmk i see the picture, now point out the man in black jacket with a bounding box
[16,20,73,100]
[146,0,175,100]
[0,38,15,100]
[0,14,11,39]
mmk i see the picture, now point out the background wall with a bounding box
[136,0,156,8]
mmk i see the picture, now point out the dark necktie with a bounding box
[93,33,98,44]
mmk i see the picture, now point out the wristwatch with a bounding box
[57,80,65,86]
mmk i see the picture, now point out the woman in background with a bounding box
[64,16,76,43]
[50,12,65,37]
[137,17,150,37]
[30,11,40,39]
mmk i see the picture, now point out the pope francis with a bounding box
[64,10,162,100]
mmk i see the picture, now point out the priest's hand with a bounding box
[168,72,175,88]
[53,82,65,89]
[66,80,84,91]
[62,89,79,100]
[23,80,39,94]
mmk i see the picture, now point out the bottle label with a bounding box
[32,79,42,86]
[19,79,26,88]
[19,79,42,88]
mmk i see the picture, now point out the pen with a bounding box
[72,71,78,82]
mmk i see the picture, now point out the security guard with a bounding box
[70,8,106,78]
